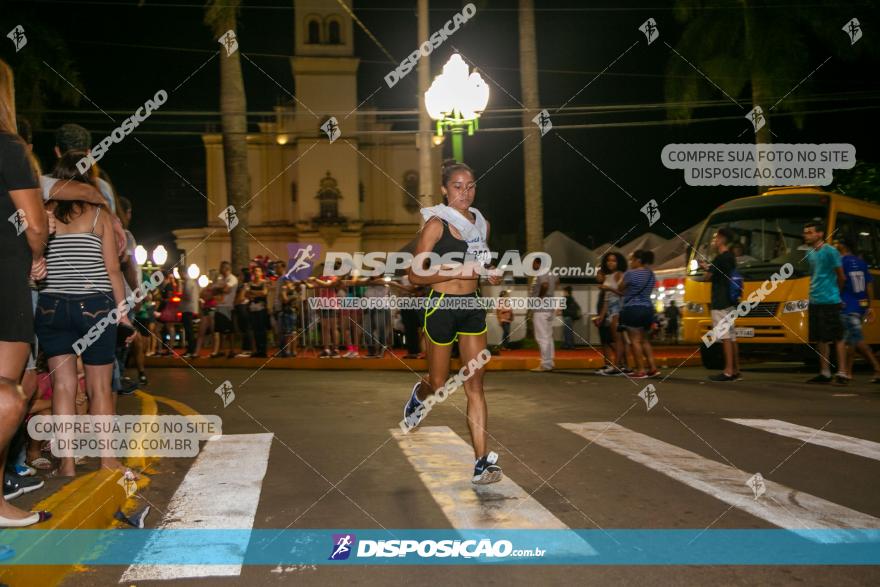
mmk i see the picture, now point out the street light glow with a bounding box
[425,53,489,121]
[152,245,168,265]
[134,245,148,265]
[187,263,200,279]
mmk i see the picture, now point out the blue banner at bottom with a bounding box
[1,529,879,565]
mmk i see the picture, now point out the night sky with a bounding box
[3,0,878,257]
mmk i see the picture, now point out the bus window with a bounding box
[690,204,827,280]
[834,213,879,268]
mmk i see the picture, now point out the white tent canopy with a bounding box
[543,230,599,271]
[619,232,668,257]
[649,223,703,270]
[587,223,704,272]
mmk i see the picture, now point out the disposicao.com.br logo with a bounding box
[328,535,544,560]
[329,533,356,560]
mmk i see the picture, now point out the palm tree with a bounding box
[518,0,543,254]
[665,0,870,146]
[0,19,83,129]
[205,0,251,272]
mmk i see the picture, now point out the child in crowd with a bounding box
[23,355,88,470]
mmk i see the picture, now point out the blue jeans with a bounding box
[501,321,511,347]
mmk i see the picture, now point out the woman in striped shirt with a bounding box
[35,151,134,478]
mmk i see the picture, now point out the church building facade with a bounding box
[173,0,440,273]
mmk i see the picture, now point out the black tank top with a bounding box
[432,220,469,258]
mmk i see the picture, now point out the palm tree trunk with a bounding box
[743,0,772,148]
[206,2,251,271]
[519,0,544,254]
[743,0,772,193]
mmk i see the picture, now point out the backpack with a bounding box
[729,268,744,305]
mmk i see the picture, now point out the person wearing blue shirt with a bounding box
[602,249,659,379]
[803,220,847,385]
[836,238,880,383]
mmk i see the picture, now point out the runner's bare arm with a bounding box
[482,222,502,286]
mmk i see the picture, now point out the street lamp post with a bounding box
[424,54,489,162]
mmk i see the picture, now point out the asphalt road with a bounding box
[64,362,880,586]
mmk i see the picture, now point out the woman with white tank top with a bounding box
[34,150,134,478]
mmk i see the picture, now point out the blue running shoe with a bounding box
[472,451,502,485]
[403,381,425,430]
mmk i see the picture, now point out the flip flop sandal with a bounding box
[48,469,76,479]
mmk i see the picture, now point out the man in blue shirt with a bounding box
[803,220,846,384]
[836,237,880,383]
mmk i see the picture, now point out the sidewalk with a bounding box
[145,346,701,371]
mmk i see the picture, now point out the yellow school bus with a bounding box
[682,187,880,368]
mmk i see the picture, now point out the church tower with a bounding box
[175,0,426,273]
[287,0,362,248]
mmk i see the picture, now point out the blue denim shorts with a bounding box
[841,312,864,345]
[620,304,654,331]
[280,310,297,334]
[34,292,118,365]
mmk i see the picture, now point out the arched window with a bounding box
[315,171,344,222]
[326,17,342,44]
[307,18,320,44]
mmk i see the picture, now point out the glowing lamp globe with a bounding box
[152,245,168,266]
[134,245,147,265]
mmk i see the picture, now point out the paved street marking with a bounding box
[726,419,880,462]
[120,433,274,581]
[561,422,880,542]
[392,426,593,549]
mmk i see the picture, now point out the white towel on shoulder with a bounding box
[421,204,491,266]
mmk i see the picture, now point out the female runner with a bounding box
[402,159,503,485]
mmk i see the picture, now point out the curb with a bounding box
[0,468,126,587]
[146,350,702,372]
[0,390,162,587]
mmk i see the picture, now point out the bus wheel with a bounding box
[700,344,724,370]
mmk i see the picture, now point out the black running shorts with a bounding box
[423,290,487,346]
[809,302,843,343]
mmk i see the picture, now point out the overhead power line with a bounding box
[29,103,880,137]
[65,38,878,84]
[23,90,880,119]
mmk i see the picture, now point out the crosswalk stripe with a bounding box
[725,418,880,462]
[392,426,591,542]
[561,422,880,542]
[120,433,274,581]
